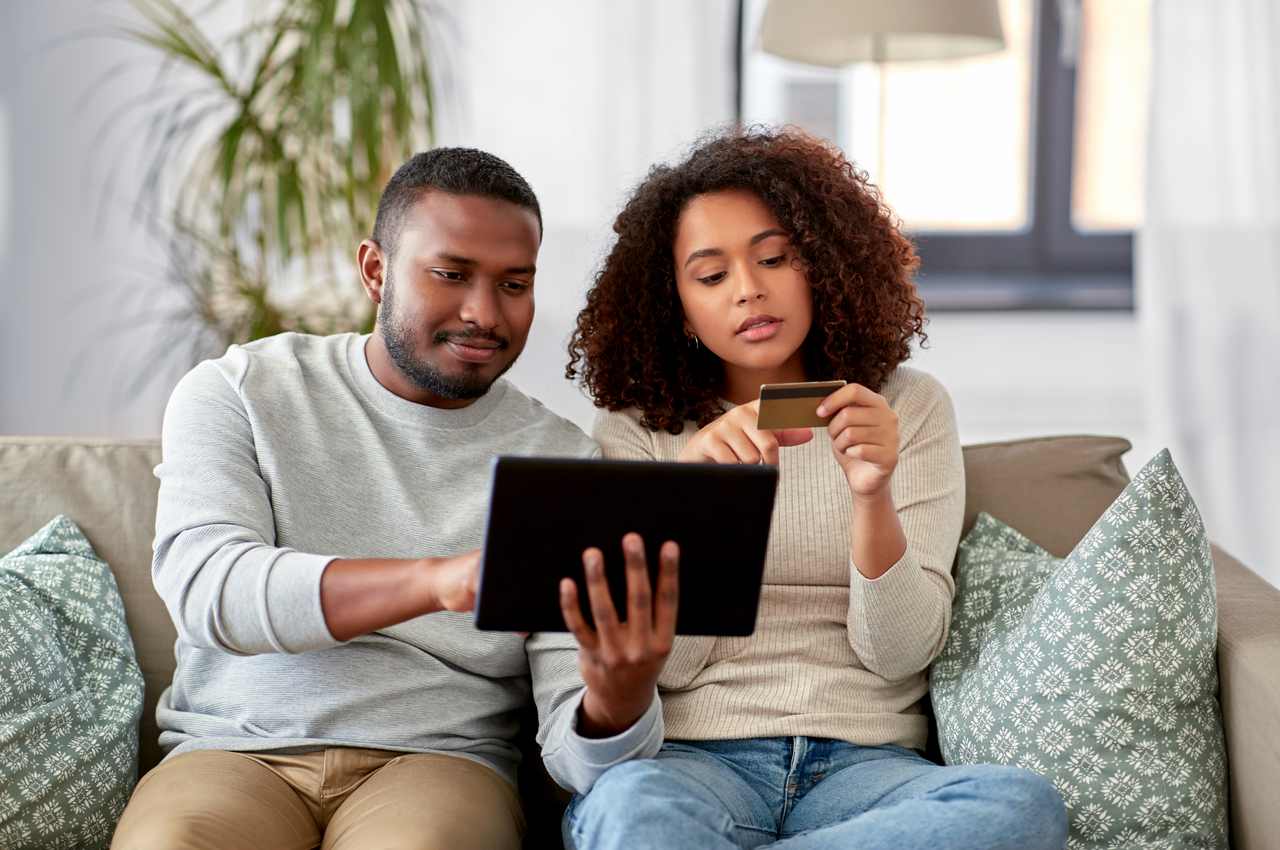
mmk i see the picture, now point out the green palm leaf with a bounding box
[105,0,438,352]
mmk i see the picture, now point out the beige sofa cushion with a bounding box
[0,433,1136,777]
[0,438,173,774]
[961,435,1132,557]
[6,433,1278,849]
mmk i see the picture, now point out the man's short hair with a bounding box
[371,147,542,256]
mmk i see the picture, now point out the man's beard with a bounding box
[378,271,512,400]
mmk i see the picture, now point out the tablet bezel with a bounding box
[474,455,778,636]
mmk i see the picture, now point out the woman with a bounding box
[560,127,1067,850]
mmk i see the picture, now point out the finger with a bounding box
[831,424,882,452]
[704,439,740,465]
[458,584,478,613]
[559,578,599,651]
[775,427,814,448]
[623,533,653,642]
[843,443,895,465]
[816,383,886,417]
[652,540,680,648]
[582,547,622,644]
[722,427,763,464]
[829,405,883,430]
[742,427,781,465]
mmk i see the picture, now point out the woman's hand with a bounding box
[817,383,899,498]
[559,533,680,737]
[676,400,813,464]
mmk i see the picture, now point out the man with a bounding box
[111,148,676,850]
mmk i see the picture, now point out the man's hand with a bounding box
[320,550,481,642]
[421,549,482,613]
[559,533,679,737]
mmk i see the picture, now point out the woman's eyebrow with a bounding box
[749,228,788,246]
[683,247,723,268]
[683,228,789,269]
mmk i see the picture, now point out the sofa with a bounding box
[1,434,1278,849]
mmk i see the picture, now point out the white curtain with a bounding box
[1138,0,1280,588]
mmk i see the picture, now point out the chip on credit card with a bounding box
[755,380,847,430]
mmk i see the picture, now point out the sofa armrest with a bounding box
[1213,544,1280,850]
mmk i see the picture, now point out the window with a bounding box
[739,0,1150,309]
[1071,0,1149,232]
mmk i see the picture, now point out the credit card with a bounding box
[755,380,847,429]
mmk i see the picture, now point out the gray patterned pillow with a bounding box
[931,450,1228,849]
[0,516,144,850]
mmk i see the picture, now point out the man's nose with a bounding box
[459,282,500,329]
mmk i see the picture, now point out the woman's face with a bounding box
[673,189,812,379]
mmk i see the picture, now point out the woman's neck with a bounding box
[721,355,807,405]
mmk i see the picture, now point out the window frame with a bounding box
[735,0,1136,311]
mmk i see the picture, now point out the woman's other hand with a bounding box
[817,383,900,497]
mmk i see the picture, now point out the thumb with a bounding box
[775,428,814,447]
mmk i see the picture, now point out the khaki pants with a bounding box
[110,747,525,850]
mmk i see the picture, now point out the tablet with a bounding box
[474,455,778,636]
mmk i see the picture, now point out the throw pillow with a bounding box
[0,516,144,850]
[931,450,1228,849]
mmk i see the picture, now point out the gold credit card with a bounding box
[755,380,847,429]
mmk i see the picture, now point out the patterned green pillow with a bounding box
[0,516,144,850]
[931,450,1228,850]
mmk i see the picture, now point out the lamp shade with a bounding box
[759,0,1005,66]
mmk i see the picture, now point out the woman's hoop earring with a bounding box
[685,332,701,349]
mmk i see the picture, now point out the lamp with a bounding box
[758,0,1005,66]
[756,0,1006,187]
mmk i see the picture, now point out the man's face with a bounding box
[374,192,540,402]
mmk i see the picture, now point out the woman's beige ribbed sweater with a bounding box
[592,366,965,751]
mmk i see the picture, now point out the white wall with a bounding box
[0,2,196,437]
[915,312,1152,465]
[436,0,738,445]
[0,0,737,438]
[0,3,1266,586]
[1,0,1147,459]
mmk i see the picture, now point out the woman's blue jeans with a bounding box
[564,737,1067,850]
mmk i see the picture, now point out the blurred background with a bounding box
[1,0,1276,587]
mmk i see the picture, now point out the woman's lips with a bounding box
[736,319,782,342]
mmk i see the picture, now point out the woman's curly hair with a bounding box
[566,126,927,434]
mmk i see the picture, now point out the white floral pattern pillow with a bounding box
[0,516,144,850]
[930,450,1228,850]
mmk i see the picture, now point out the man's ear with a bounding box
[357,239,386,305]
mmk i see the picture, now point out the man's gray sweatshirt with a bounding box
[151,331,661,793]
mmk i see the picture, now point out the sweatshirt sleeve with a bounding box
[151,356,342,656]
[527,631,664,795]
[524,413,666,794]
[846,374,965,680]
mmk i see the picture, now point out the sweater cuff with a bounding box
[564,689,664,770]
[259,551,341,653]
[847,549,941,655]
